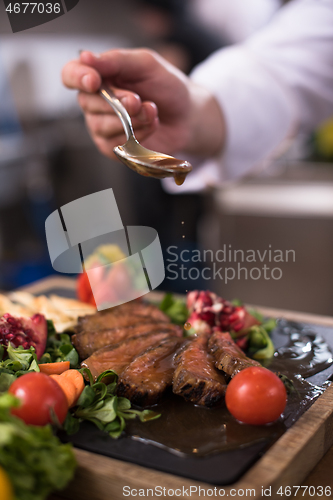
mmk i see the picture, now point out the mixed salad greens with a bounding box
[0,344,40,393]
[39,320,79,367]
[159,292,189,325]
[0,393,76,500]
[64,368,160,438]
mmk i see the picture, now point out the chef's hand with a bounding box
[62,49,225,159]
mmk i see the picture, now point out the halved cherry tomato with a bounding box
[8,372,68,426]
[225,366,287,425]
[105,263,132,300]
[77,272,96,306]
[38,361,70,375]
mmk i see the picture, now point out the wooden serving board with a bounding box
[23,277,333,500]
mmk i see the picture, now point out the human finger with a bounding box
[62,59,101,92]
[77,89,142,116]
[132,116,159,143]
[85,102,158,139]
[79,49,161,86]
[85,113,127,139]
[92,117,159,159]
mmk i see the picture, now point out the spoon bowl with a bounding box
[100,86,192,185]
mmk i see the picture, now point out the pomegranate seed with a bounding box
[231,321,245,332]
[1,314,37,355]
[185,290,259,339]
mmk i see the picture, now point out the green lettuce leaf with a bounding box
[40,322,79,367]
[0,393,76,500]
[159,293,188,325]
[0,345,40,392]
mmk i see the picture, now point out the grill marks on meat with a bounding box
[117,337,183,407]
[208,331,260,378]
[75,302,169,333]
[72,322,182,359]
[76,313,152,333]
[81,331,177,380]
[172,333,227,407]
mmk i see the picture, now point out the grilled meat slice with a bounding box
[172,333,227,407]
[75,313,152,334]
[117,337,183,407]
[75,301,169,333]
[81,331,175,380]
[72,321,182,359]
[208,331,260,378]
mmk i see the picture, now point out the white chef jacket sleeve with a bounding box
[163,0,333,193]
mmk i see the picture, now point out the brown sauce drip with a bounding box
[267,325,333,377]
[115,142,192,186]
[174,173,187,186]
[150,348,178,376]
[127,322,332,457]
[127,343,179,387]
[150,158,192,186]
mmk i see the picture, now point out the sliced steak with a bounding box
[75,313,154,334]
[172,333,227,407]
[75,301,169,333]
[81,331,175,380]
[208,331,260,378]
[117,337,183,407]
[72,321,182,359]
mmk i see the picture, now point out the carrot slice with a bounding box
[60,370,85,404]
[50,374,76,407]
[39,361,70,375]
[50,370,85,408]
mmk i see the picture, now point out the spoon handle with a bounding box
[100,85,135,141]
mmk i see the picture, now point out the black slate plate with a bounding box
[59,426,271,485]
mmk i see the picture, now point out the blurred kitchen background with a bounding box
[0,0,333,315]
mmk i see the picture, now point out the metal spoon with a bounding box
[100,85,192,186]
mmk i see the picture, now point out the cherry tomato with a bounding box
[8,372,68,426]
[77,272,96,306]
[225,366,287,425]
[105,263,132,300]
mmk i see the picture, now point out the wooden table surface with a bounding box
[21,277,333,499]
